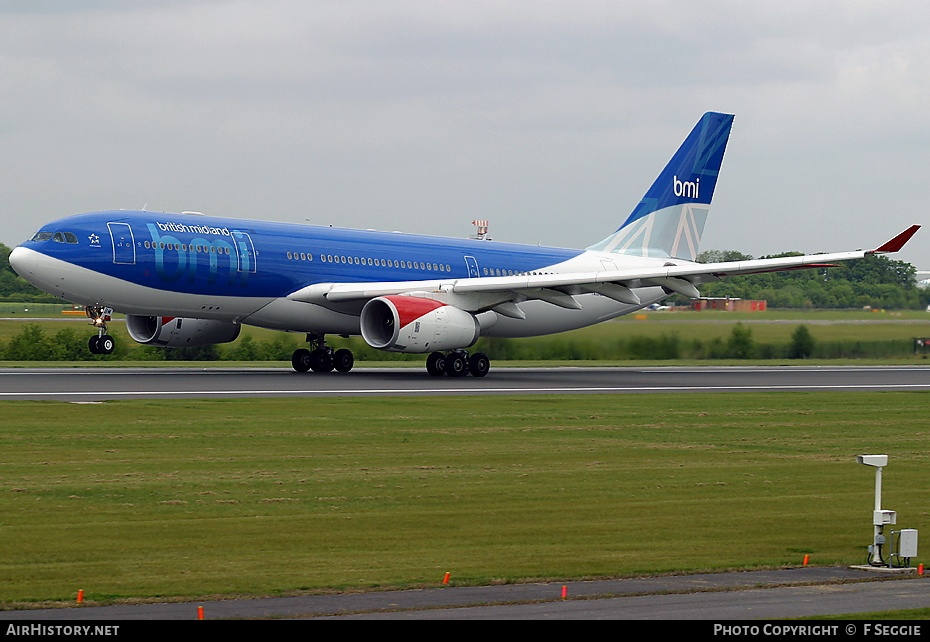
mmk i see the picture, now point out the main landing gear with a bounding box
[426,350,490,378]
[290,337,491,378]
[291,333,354,373]
[85,306,115,355]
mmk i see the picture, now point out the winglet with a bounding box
[870,225,920,254]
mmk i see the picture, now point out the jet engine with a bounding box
[360,295,479,353]
[126,315,241,348]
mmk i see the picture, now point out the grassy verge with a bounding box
[1,392,927,606]
[3,308,930,362]
[809,609,930,620]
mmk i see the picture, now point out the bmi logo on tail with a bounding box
[673,175,700,199]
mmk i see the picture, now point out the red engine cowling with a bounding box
[126,315,241,348]
[360,296,479,353]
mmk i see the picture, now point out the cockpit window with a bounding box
[32,230,79,243]
[49,231,79,244]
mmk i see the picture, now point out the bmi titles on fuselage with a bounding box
[145,221,256,286]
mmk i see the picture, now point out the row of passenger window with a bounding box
[286,251,452,273]
[483,267,527,276]
[143,240,231,255]
[284,250,543,278]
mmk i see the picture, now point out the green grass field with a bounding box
[3,307,930,364]
[1,391,927,608]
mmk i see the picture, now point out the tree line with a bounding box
[693,250,930,309]
[1,322,920,362]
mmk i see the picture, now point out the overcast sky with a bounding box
[2,0,929,268]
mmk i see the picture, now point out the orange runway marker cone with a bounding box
[919,563,924,577]
[77,589,84,604]
[803,554,810,566]
[561,585,567,600]
[198,606,204,620]
[442,572,450,585]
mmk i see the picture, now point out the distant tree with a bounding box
[727,323,755,359]
[4,324,54,360]
[788,325,815,359]
[163,345,221,361]
[226,334,261,360]
[837,254,916,288]
[697,249,927,310]
[696,249,754,264]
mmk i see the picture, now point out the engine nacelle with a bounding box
[360,296,479,353]
[126,315,241,348]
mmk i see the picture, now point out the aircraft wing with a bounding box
[286,225,920,315]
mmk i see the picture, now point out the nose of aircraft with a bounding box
[8,246,34,278]
[8,245,65,297]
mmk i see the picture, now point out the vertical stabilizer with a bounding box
[589,112,733,260]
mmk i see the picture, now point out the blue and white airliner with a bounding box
[8,112,919,376]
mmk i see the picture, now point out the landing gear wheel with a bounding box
[88,336,101,354]
[468,352,490,377]
[333,348,354,373]
[309,348,334,373]
[292,348,312,373]
[426,351,447,377]
[445,352,468,377]
[98,335,115,355]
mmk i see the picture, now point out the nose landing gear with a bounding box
[85,306,115,355]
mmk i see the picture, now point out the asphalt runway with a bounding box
[3,364,930,401]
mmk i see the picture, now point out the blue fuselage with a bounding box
[21,210,580,301]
